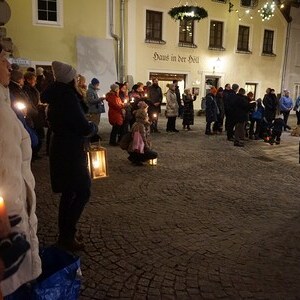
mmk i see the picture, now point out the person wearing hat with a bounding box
[0,43,42,297]
[41,61,98,251]
[106,83,126,146]
[279,89,293,130]
[86,77,106,139]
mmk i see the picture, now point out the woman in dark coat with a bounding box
[42,61,97,251]
[182,88,196,130]
[205,87,218,135]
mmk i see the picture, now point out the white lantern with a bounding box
[149,158,158,166]
[87,145,108,179]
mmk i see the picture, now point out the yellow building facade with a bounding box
[3,0,288,108]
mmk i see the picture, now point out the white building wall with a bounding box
[126,0,288,109]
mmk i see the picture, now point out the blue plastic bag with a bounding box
[32,246,81,300]
[4,246,81,300]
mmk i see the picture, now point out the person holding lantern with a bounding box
[41,61,98,251]
[0,44,42,297]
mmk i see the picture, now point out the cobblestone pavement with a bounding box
[32,115,300,300]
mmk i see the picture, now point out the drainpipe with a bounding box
[109,0,121,82]
[120,0,125,83]
[281,20,291,92]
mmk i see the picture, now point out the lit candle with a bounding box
[153,113,157,118]
[124,99,128,104]
[15,102,26,111]
[130,97,134,103]
[0,196,11,238]
[145,93,148,97]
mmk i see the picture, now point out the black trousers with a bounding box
[166,116,177,131]
[296,111,300,125]
[128,150,158,163]
[58,188,90,241]
[110,124,123,144]
[280,110,290,129]
[271,130,282,142]
[225,116,235,140]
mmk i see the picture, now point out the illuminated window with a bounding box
[179,19,196,48]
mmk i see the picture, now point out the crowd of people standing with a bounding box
[2,39,300,298]
[204,83,296,147]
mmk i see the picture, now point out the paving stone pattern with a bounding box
[32,115,300,300]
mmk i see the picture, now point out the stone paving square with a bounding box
[33,115,300,300]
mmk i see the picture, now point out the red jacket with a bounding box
[106,91,124,125]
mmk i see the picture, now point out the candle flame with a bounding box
[93,160,100,168]
[15,102,26,110]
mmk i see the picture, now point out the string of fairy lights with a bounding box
[231,1,286,22]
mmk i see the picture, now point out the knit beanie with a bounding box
[110,83,119,92]
[91,78,100,85]
[52,61,77,84]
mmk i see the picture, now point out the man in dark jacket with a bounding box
[223,83,239,141]
[148,77,163,133]
[232,88,251,147]
[42,61,98,251]
[263,88,278,124]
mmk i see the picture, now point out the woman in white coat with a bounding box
[0,46,41,296]
[165,83,179,132]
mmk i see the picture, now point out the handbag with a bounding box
[98,101,105,113]
[252,109,262,120]
[132,131,144,153]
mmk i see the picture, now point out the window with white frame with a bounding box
[33,0,63,26]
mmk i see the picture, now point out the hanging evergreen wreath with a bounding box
[168,5,208,22]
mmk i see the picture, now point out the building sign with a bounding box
[8,57,31,67]
[153,52,199,64]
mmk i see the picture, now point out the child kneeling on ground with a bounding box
[269,114,291,145]
[127,101,157,165]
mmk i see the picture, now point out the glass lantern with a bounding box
[87,145,108,179]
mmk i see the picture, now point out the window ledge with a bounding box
[208,46,226,51]
[145,39,166,45]
[178,42,197,48]
[236,50,252,54]
[262,52,276,57]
